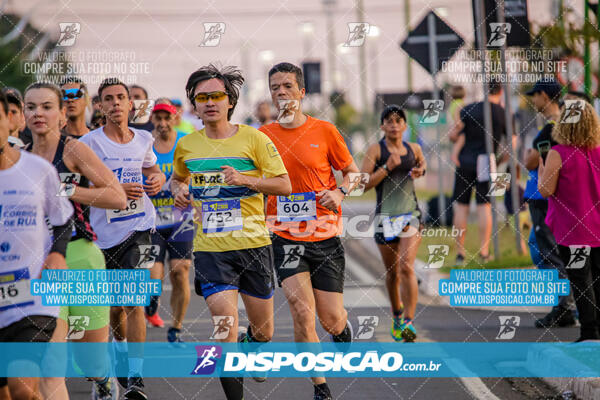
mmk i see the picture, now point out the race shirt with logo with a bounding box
[0,151,73,328]
[173,125,287,252]
[148,131,187,230]
[260,116,353,242]
[79,127,157,249]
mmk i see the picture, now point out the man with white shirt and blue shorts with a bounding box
[79,78,165,400]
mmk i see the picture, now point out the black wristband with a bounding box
[50,219,73,257]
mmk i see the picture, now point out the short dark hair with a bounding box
[0,90,9,116]
[60,76,87,94]
[129,84,148,99]
[92,95,100,104]
[185,64,244,120]
[488,80,502,95]
[24,82,64,108]
[2,87,22,110]
[381,104,406,124]
[98,78,129,100]
[268,62,305,91]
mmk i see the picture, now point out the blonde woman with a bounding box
[538,100,600,342]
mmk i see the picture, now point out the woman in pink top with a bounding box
[538,100,600,341]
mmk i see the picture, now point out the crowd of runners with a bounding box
[1,60,599,400]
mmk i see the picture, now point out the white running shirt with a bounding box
[79,127,157,249]
[0,151,73,329]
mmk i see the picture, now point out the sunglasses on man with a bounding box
[62,88,85,101]
[194,91,228,103]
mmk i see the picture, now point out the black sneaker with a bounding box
[124,376,147,400]
[314,383,333,400]
[535,307,576,328]
[114,349,129,388]
[455,254,465,266]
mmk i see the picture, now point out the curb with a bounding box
[526,342,600,400]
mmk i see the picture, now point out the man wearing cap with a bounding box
[144,100,193,343]
[524,78,577,328]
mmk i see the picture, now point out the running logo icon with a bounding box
[354,316,379,339]
[561,100,584,124]
[136,245,160,269]
[131,100,155,124]
[280,245,305,269]
[487,173,511,197]
[66,316,90,340]
[487,23,511,47]
[277,100,299,124]
[57,23,81,47]
[210,316,234,340]
[566,245,591,269]
[199,23,225,47]
[426,245,449,269]
[191,345,222,375]
[348,173,369,196]
[344,23,370,47]
[57,172,81,197]
[496,316,520,340]
[420,100,444,124]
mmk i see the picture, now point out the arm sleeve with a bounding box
[253,131,288,178]
[326,125,353,171]
[173,139,191,179]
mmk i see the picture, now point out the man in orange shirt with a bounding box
[260,62,360,400]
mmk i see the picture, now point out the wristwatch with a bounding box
[382,164,389,173]
[338,186,349,196]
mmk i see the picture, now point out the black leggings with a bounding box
[558,245,600,337]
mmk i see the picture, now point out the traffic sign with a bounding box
[400,11,464,76]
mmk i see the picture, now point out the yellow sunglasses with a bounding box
[194,91,228,103]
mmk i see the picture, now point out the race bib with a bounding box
[276,192,317,222]
[106,198,145,223]
[202,199,242,233]
[0,268,35,311]
[382,213,413,241]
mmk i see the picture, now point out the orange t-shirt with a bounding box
[260,116,353,242]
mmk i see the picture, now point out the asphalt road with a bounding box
[65,202,578,399]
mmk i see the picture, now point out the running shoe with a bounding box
[114,348,129,389]
[145,312,164,328]
[401,320,417,342]
[167,327,185,347]
[535,306,577,328]
[239,328,266,382]
[455,254,465,266]
[91,377,119,400]
[124,376,147,400]
[314,383,333,400]
[390,316,404,342]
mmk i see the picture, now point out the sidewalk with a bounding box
[356,234,600,400]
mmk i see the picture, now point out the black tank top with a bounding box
[52,134,97,241]
[374,139,420,217]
